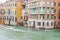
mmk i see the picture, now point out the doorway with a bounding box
[33,21,35,28]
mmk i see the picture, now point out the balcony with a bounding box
[30,5,38,8]
[29,13,38,14]
[39,3,45,7]
[29,2,38,8]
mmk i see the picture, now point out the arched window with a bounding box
[47,22,49,26]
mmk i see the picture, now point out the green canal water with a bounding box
[0,26,60,40]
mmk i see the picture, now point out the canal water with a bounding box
[0,25,60,40]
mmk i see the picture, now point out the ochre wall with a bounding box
[16,2,22,25]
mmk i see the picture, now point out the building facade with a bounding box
[0,0,23,25]
[0,4,5,24]
[22,0,29,26]
[3,0,18,25]
[54,0,60,28]
[27,0,54,29]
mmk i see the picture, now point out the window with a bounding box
[26,0,28,1]
[15,17,17,22]
[12,17,14,20]
[47,7,50,13]
[15,11,16,14]
[47,14,49,19]
[43,22,44,26]
[4,16,6,20]
[54,9,56,13]
[51,8,54,13]
[54,2,56,6]
[33,15,38,19]
[43,15,44,19]
[40,7,45,13]
[32,8,37,13]
[58,2,60,6]
[51,22,53,26]
[54,16,56,19]
[41,14,45,19]
[54,21,56,25]
[13,3,14,7]
[58,9,60,14]
[22,5,25,9]
[29,21,32,25]
[24,0,25,1]
[51,2,54,7]
[7,17,8,20]
[51,15,54,19]
[58,16,60,19]
[47,22,49,26]
[37,22,41,26]
[58,22,60,25]
[40,14,45,19]
[40,0,45,7]
[15,3,17,7]
[9,4,10,7]
[33,2,37,6]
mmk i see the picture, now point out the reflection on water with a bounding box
[0,26,60,40]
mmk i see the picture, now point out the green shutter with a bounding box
[40,7,44,13]
[32,8,37,13]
